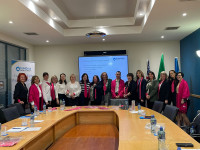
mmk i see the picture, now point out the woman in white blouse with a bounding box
[56,73,68,106]
[66,74,81,106]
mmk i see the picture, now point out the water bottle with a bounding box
[30,112,35,127]
[158,127,166,150]
[138,103,141,115]
[34,105,37,116]
[190,126,195,135]
[150,115,157,133]
[63,99,65,109]
[43,103,46,114]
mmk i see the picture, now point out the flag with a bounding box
[146,59,150,80]
[157,54,165,80]
[175,57,179,73]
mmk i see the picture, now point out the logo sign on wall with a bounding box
[11,60,35,103]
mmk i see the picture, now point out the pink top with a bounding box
[111,79,125,98]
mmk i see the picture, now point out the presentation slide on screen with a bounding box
[79,55,128,82]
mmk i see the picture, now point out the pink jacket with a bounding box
[28,84,44,110]
[111,79,125,98]
[176,79,190,113]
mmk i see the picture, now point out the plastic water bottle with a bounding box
[150,115,157,133]
[63,99,65,109]
[43,104,46,114]
[34,105,37,116]
[158,127,166,150]
[138,103,141,115]
[190,126,195,135]
[30,112,35,127]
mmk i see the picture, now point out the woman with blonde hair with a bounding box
[66,74,81,106]
[136,70,146,106]
[158,71,170,105]
[50,75,59,107]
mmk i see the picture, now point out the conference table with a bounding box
[1,106,200,150]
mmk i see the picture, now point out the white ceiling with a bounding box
[0,0,200,45]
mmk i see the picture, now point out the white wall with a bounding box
[34,41,180,82]
[0,32,34,61]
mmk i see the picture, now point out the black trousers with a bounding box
[58,94,68,106]
[30,97,42,112]
[147,100,154,109]
[51,99,58,107]
[68,97,79,106]
[79,93,89,106]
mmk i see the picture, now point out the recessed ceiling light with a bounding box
[9,21,13,24]
[161,35,164,39]
[53,17,57,20]
[102,39,105,41]
[33,0,39,2]
[46,40,49,43]
[139,13,144,16]
[182,13,187,17]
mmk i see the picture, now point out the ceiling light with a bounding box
[102,39,105,42]
[46,40,49,43]
[182,13,187,17]
[9,21,13,24]
[161,35,164,39]
[53,17,57,20]
[196,50,200,57]
[139,13,144,16]
[33,0,39,2]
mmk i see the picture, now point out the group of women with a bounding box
[13,69,190,126]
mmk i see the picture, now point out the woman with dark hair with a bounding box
[89,75,100,105]
[14,73,28,110]
[158,71,170,105]
[136,70,146,106]
[28,76,43,111]
[176,72,190,126]
[124,73,137,105]
[146,71,159,109]
[79,73,90,106]
[50,75,59,107]
[56,73,68,105]
[168,70,178,106]
[98,72,112,105]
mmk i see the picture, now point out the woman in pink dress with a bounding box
[176,72,190,126]
[28,75,44,111]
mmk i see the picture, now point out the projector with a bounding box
[86,31,106,38]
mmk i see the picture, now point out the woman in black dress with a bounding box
[14,73,28,110]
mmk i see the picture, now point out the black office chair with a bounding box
[1,106,20,122]
[152,101,164,113]
[9,103,26,116]
[163,105,179,122]
[0,107,6,124]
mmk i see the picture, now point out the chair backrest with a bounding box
[152,101,164,113]
[9,103,25,116]
[0,108,6,124]
[1,106,20,122]
[163,105,179,122]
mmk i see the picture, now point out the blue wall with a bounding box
[180,28,200,121]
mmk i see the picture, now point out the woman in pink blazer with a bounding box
[28,75,44,111]
[176,72,190,126]
[111,71,125,99]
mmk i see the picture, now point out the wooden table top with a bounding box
[1,106,200,150]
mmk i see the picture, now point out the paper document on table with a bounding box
[129,110,138,114]
[34,120,44,123]
[7,127,27,132]
[23,127,41,131]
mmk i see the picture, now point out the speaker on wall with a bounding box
[84,50,126,56]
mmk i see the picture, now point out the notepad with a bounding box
[23,127,41,132]
[129,110,138,114]
[7,127,27,132]
[34,120,44,123]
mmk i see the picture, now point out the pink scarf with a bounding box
[50,83,56,100]
[84,83,88,98]
[137,77,143,99]
[171,80,175,93]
